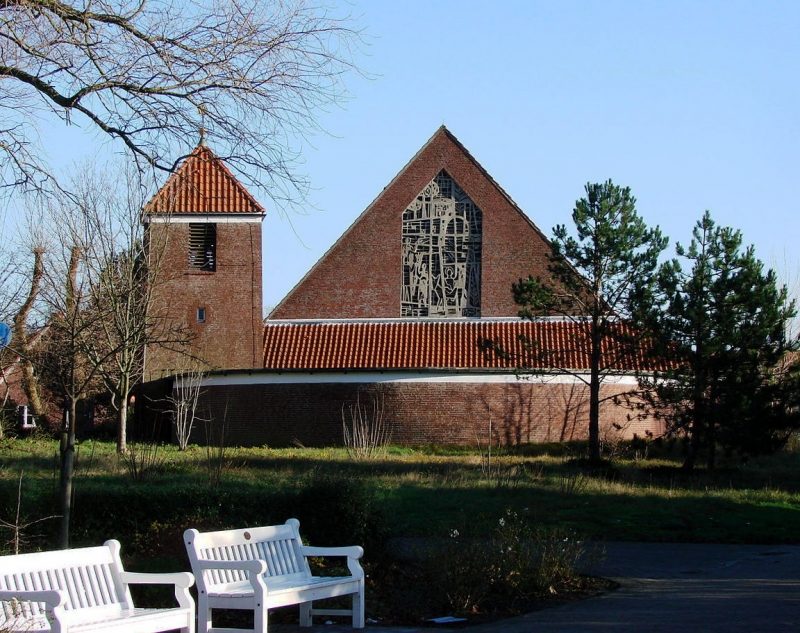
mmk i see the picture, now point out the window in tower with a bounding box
[401,170,482,317]
[188,223,216,271]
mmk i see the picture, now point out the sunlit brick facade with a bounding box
[142,129,663,446]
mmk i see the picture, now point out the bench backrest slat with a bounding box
[0,541,131,629]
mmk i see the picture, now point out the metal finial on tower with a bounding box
[198,104,207,146]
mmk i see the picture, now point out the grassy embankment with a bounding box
[1,437,798,548]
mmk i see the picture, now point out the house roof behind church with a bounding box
[144,145,264,215]
[262,318,671,373]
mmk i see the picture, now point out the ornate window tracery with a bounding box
[401,171,482,317]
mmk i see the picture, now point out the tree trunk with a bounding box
[684,335,706,471]
[706,419,716,471]
[588,320,602,463]
[58,399,77,549]
[13,248,46,416]
[683,418,700,471]
[117,379,129,453]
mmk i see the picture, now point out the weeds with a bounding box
[121,442,166,482]
[204,403,228,487]
[427,509,591,616]
[558,472,589,495]
[0,471,58,554]
[342,391,392,460]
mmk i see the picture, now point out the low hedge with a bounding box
[0,472,388,562]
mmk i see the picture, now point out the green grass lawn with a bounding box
[2,436,799,623]
[2,436,799,549]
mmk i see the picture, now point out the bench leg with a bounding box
[254,602,268,633]
[197,596,211,633]
[299,601,312,627]
[352,584,365,629]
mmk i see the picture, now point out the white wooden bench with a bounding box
[184,519,364,633]
[0,540,195,633]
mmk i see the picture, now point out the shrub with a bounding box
[279,471,388,554]
[341,391,392,461]
[54,473,389,563]
[120,442,167,481]
[425,509,589,616]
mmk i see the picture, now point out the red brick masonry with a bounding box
[271,127,557,319]
[189,377,662,447]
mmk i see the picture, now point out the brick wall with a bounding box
[271,128,555,319]
[188,380,663,447]
[145,221,263,379]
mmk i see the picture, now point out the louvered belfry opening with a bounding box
[189,223,217,271]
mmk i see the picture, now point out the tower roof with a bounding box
[144,145,265,215]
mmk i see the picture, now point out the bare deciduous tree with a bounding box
[67,164,189,453]
[9,246,46,417]
[169,361,206,451]
[37,241,102,548]
[0,0,362,203]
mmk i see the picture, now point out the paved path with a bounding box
[273,542,800,632]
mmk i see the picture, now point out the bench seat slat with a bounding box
[208,575,359,599]
[5,607,192,633]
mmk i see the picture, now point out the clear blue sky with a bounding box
[7,1,800,314]
[263,0,800,312]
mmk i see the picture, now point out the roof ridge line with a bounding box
[264,316,585,326]
[143,143,265,215]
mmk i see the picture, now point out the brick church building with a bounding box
[141,127,664,446]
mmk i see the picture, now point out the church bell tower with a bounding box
[142,145,265,379]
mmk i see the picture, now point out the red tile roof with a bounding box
[144,145,264,215]
[262,319,671,373]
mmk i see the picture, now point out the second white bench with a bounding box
[184,519,365,633]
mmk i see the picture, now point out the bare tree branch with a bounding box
[0,0,363,206]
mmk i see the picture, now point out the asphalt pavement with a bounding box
[273,542,800,632]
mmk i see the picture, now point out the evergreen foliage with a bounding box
[513,180,667,462]
[637,211,799,469]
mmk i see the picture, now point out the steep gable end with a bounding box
[270,126,555,319]
[144,145,264,215]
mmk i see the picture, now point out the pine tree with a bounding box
[639,211,798,469]
[513,181,667,462]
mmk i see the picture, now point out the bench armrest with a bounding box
[301,545,363,559]
[0,589,67,628]
[119,571,195,610]
[0,589,65,608]
[119,571,194,588]
[193,559,269,599]
[300,545,365,579]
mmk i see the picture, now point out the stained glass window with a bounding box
[401,171,482,317]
